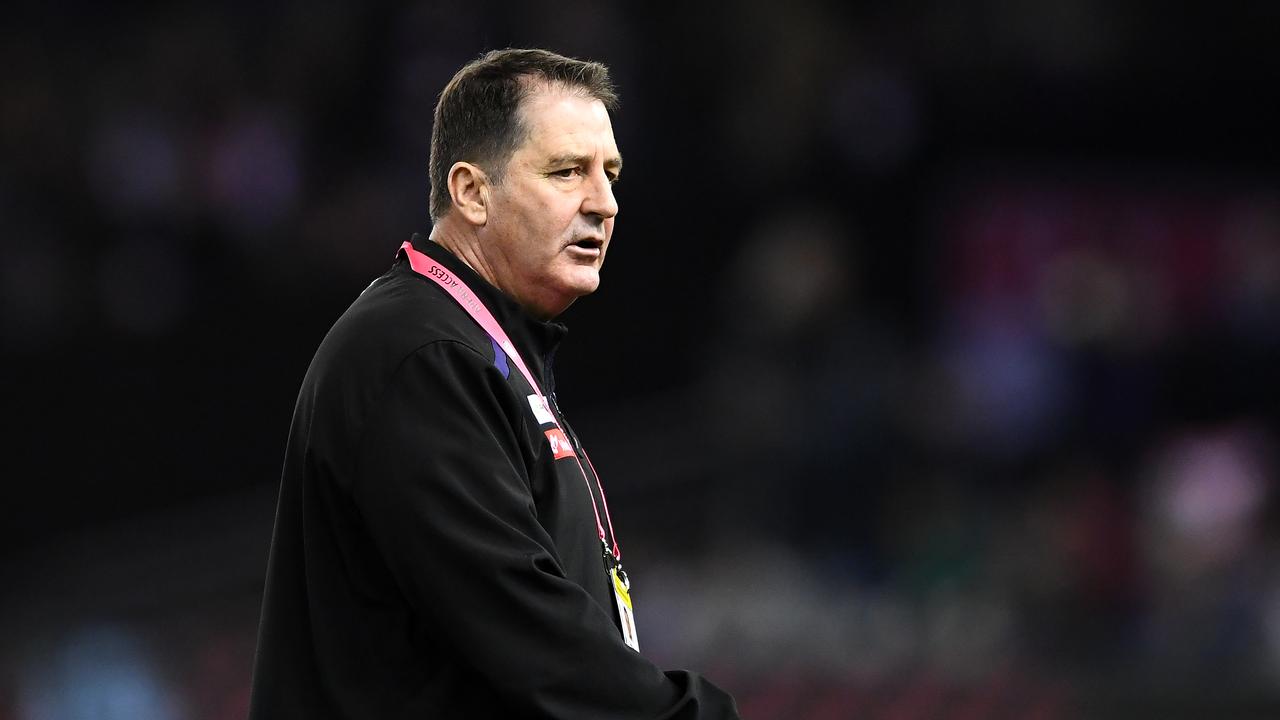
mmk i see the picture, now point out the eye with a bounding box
[550,167,581,178]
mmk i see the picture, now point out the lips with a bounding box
[569,237,604,251]
[566,237,604,260]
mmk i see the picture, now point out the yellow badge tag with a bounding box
[611,567,640,651]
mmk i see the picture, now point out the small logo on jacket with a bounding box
[528,394,556,426]
[545,428,575,459]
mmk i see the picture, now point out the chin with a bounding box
[561,269,601,297]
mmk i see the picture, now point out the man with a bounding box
[249,48,740,718]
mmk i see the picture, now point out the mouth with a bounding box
[569,237,604,251]
[566,237,604,257]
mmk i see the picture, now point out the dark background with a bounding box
[3,2,1280,717]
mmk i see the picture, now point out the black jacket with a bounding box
[249,236,738,718]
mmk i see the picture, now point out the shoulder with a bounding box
[289,264,511,485]
[314,263,492,381]
[296,263,508,438]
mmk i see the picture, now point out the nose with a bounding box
[582,169,618,221]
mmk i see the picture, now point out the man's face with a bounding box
[479,86,621,319]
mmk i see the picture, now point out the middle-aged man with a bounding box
[249,49,741,718]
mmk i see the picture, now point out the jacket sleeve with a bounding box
[353,340,739,719]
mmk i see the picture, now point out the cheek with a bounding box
[528,198,569,232]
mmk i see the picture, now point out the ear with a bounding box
[447,161,489,226]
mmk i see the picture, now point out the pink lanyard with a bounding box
[399,241,621,560]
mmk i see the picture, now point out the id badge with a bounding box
[611,566,640,652]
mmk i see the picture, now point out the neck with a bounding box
[429,221,502,291]
[427,220,565,321]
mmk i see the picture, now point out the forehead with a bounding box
[514,86,618,160]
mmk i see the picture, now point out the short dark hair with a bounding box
[428,48,619,222]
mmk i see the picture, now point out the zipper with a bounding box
[548,391,585,455]
[549,388,616,556]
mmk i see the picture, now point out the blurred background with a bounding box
[3,1,1279,717]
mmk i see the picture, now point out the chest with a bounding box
[511,385,616,606]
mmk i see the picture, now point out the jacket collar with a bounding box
[407,233,567,389]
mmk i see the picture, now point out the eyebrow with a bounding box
[546,152,624,177]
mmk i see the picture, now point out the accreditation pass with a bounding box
[611,565,640,651]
